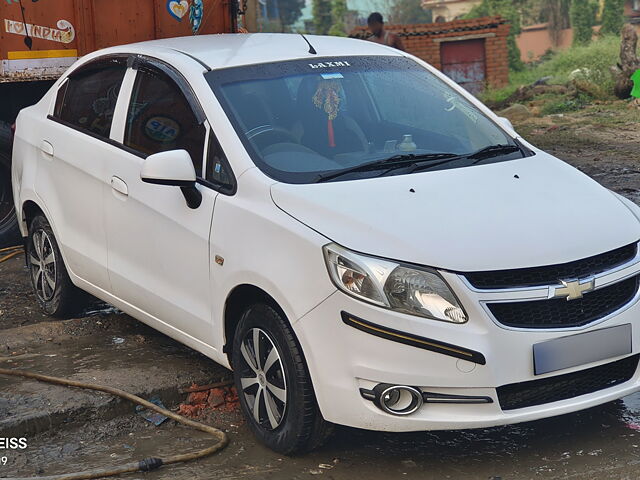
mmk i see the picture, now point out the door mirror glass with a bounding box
[141,149,197,186]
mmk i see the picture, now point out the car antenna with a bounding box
[300,34,317,55]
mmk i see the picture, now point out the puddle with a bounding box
[4,393,640,479]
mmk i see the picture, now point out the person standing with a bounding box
[367,12,405,51]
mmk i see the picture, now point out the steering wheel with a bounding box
[246,125,298,144]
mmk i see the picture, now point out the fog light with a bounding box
[375,385,423,415]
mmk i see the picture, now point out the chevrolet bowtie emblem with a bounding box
[551,278,595,301]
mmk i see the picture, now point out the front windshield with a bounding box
[206,56,519,184]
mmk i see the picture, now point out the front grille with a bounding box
[487,275,639,329]
[497,354,639,411]
[464,242,637,289]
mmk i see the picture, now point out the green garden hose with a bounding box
[0,245,23,263]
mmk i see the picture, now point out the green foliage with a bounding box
[466,0,521,35]
[328,0,347,36]
[277,0,305,27]
[481,35,622,104]
[600,0,625,36]
[389,0,433,24]
[541,92,592,114]
[312,0,332,35]
[570,0,598,45]
[465,0,524,71]
[506,36,524,72]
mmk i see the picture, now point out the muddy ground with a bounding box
[1,103,640,480]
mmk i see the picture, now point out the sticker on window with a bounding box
[309,61,351,69]
[144,116,180,143]
[444,94,479,124]
[321,73,344,80]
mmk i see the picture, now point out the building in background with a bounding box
[420,0,481,23]
[350,15,510,93]
[626,0,640,23]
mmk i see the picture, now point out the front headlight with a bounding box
[323,243,467,324]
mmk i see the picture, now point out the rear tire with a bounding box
[27,215,87,318]
[0,150,20,249]
[232,303,333,454]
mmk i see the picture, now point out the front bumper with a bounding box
[293,271,640,432]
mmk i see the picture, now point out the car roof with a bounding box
[106,33,404,71]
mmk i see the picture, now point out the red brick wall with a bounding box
[351,16,510,89]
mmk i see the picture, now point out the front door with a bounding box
[105,62,217,346]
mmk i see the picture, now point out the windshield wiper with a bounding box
[315,152,459,183]
[409,144,524,173]
[315,144,524,182]
[467,144,522,164]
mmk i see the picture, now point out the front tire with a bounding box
[27,215,86,318]
[232,303,333,454]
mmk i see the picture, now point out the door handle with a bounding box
[111,176,128,196]
[40,140,54,157]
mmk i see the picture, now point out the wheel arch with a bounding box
[22,199,46,231]
[223,284,289,365]
[21,198,72,274]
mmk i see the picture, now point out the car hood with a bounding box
[270,153,640,272]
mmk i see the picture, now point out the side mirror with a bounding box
[498,116,515,132]
[141,150,202,209]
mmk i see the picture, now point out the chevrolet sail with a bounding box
[11,34,640,454]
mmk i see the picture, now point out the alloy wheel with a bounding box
[238,327,287,430]
[29,229,57,301]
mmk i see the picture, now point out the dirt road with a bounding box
[1,107,640,479]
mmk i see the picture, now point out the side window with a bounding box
[54,61,126,138]
[205,133,233,189]
[124,67,206,176]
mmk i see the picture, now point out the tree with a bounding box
[600,0,625,36]
[277,0,306,28]
[570,0,598,45]
[540,0,571,46]
[389,0,433,25]
[328,0,348,36]
[313,0,333,34]
[465,0,524,71]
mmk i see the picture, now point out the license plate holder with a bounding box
[533,324,632,375]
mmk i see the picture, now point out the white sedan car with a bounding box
[12,34,640,454]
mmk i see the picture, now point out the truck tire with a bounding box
[0,145,21,248]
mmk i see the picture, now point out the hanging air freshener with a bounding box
[312,79,341,148]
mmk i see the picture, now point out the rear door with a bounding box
[40,57,127,291]
[105,60,226,345]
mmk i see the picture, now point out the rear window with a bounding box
[54,59,127,139]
